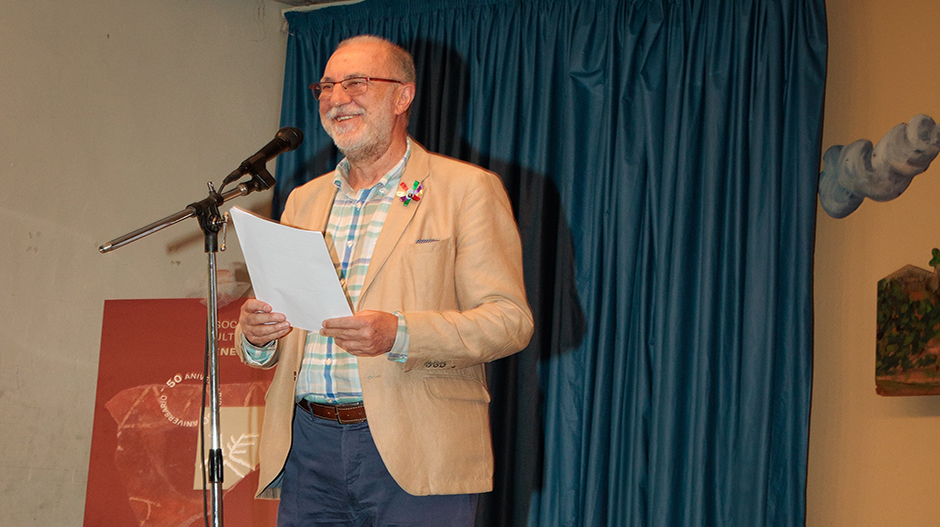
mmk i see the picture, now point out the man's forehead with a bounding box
[322,42,390,79]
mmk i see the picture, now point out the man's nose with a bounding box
[328,85,353,106]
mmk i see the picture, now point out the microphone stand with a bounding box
[99,163,277,527]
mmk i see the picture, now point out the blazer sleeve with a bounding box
[400,169,533,371]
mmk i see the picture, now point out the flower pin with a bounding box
[397,180,424,206]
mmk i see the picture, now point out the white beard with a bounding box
[321,101,396,163]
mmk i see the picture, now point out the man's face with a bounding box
[318,42,400,161]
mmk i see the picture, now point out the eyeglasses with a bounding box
[309,77,404,100]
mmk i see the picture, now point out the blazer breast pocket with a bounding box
[402,237,455,268]
[397,237,456,307]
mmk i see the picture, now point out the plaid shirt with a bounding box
[243,142,411,403]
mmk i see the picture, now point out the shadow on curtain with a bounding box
[270,1,826,526]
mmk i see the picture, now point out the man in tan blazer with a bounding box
[236,35,532,526]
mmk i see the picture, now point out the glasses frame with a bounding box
[310,77,404,100]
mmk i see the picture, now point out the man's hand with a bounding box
[320,310,398,357]
[239,299,292,347]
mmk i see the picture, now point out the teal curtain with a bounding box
[271,1,826,525]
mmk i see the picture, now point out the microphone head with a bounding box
[276,127,304,151]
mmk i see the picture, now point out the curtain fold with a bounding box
[270,1,826,525]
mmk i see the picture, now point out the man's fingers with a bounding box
[245,322,291,346]
[240,299,272,315]
[245,311,286,326]
[239,300,290,346]
[319,327,359,343]
[320,311,397,357]
[321,315,364,330]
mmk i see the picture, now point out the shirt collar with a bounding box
[333,138,412,196]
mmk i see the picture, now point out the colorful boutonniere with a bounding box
[397,180,424,206]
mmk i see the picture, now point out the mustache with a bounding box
[324,107,365,121]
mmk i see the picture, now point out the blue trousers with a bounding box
[277,407,479,527]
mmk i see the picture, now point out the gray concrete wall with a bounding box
[0,1,289,524]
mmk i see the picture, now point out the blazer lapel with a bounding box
[311,180,338,232]
[359,142,430,306]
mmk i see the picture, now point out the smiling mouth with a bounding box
[326,107,363,123]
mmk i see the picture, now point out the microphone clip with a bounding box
[221,159,275,194]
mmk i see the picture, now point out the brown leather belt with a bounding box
[297,399,367,424]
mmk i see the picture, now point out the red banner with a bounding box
[84,298,278,526]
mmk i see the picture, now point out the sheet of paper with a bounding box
[229,206,352,332]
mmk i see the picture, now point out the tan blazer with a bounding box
[235,141,533,498]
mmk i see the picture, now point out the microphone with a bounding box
[223,127,304,186]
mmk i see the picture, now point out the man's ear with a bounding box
[395,83,416,116]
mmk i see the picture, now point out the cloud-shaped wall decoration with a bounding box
[818,114,940,218]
